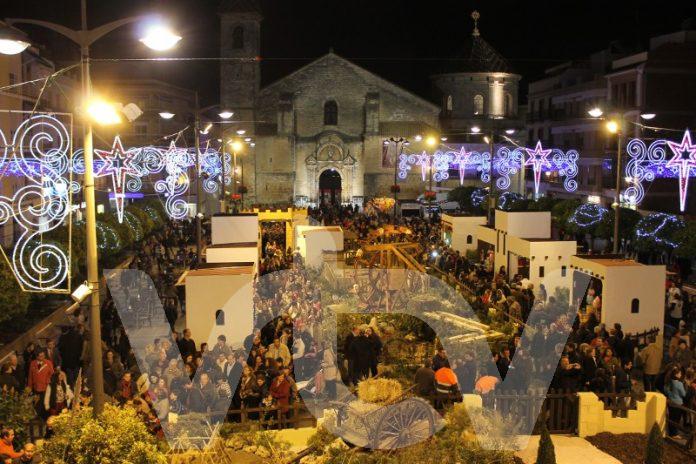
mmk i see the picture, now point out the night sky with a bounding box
[5,0,696,106]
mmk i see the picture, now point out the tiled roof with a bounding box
[439,34,514,74]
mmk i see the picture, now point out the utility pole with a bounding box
[79,0,105,416]
[194,92,202,266]
[613,124,623,254]
[487,128,496,225]
[219,145,227,214]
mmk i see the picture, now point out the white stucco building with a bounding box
[570,256,665,336]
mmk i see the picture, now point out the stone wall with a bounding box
[577,392,666,437]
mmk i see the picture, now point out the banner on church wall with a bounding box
[382,143,397,169]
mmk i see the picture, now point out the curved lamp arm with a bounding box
[5,18,82,44]
[6,15,146,47]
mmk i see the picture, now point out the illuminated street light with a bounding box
[236,129,246,135]
[159,112,175,119]
[0,23,30,55]
[230,140,244,152]
[414,134,423,142]
[606,120,619,134]
[219,111,234,119]
[87,100,121,125]
[640,113,656,120]
[139,25,181,51]
[471,126,481,134]
[588,107,604,118]
[440,136,448,142]
[426,136,438,147]
[505,129,515,135]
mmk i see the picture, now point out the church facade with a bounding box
[219,1,521,206]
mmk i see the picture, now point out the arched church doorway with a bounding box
[318,169,342,205]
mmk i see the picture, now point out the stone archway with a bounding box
[318,168,342,205]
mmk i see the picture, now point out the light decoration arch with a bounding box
[0,113,75,293]
[625,130,696,212]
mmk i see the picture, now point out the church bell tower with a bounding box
[220,0,262,135]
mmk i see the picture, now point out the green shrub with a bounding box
[0,259,31,324]
[41,404,166,464]
[535,422,556,464]
[0,392,37,445]
[645,422,663,464]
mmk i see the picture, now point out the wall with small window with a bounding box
[441,215,487,254]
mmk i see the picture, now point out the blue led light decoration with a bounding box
[201,148,231,194]
[0,113,76,293]
[399,148,490,184]
[400,142,578,195]
[634,212,684,250]
[497,191,523,210]
[568,203,608,231]
[625,130,696,212]
[154,141,195,221]
[518,141,579,198]
[470,188,488,208]
[494,147,524,190]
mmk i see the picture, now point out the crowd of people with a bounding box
[3,201,696,458]
[0,219,203,459]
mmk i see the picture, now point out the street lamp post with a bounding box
[614,128,623,254]
[194,93,203,266]
[387,137,406,220]
[6,0,180,416]
[219,145,227,214]
[588,107,655,254]
[607,118,624,255]
[487,130,495,225]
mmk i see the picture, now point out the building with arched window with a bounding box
[430,11,521,135]
[220,0,441,206]
[570,255,665,337]
[232,26,244,49]
[323,100,338,125]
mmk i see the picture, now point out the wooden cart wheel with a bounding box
[372,398,434,449]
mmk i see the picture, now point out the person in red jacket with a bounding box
[27,351,54,396]
[0,428,24,461]
[269,371,291,419]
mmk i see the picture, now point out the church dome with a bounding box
[438,11,515,74]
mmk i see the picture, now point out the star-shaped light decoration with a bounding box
[453,147,473,186]
[415,151,431,182]
[524,141,552,197]
[666,129,696,212]
[95,136,140,223]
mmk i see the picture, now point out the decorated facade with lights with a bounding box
[625,130,696,212]
[398,141,579,197]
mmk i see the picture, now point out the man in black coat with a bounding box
[581,348,599,389]
[432,348,449,372]
[454,353,477,394]
[496,347,512,380]
[365,328,382,378]
[343,326,361,385]
[348,330,372,383]
[58,327,84,387]
[178,329,197,360]
[414,359,436,396]
[614,359,633,393]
